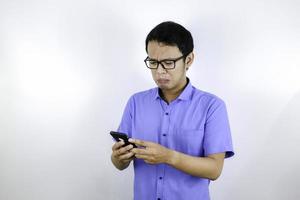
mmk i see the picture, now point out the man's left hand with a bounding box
[129,138,172,164]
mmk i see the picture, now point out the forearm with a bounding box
[166,150,224,180]
[111,154,130,170]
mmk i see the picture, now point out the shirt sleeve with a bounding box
[203,98,234,158]
[116,96,134,138]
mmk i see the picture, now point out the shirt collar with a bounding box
[154,77,193,101]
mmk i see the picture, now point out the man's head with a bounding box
[145,21,194,56]
[145,21,194,94]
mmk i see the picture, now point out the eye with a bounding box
[149,61,157,65]
[148,60,157,65]
[163,61,173,66]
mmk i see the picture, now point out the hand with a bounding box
[112,141,135,164]
[129,138,172,165]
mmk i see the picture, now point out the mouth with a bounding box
[157,79,170,84]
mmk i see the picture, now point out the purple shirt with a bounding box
[117,78,234,200]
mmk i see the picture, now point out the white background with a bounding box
[1,0,300,199]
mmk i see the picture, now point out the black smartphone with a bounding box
[110,131,137,148]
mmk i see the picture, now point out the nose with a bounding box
[156,63,166,74]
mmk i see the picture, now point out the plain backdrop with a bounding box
[0,0,300,199]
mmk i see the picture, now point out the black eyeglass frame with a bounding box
[144,54,188,70]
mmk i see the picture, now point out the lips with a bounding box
[157,79,169,84]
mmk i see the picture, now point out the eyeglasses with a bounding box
[144,54,187,70]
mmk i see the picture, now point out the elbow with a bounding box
[209,167,223,181]
[210,173,221,181]
[208,157,224,181]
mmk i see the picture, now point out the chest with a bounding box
[131,100,207,156]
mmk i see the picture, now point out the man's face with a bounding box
[147,41,193,92]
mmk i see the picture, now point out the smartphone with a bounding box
[110,131,137,148]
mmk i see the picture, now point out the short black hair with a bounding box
[145,21,194,56]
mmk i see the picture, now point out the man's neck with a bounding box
[160,78,188,104]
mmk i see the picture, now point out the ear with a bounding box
[185,52,194,67]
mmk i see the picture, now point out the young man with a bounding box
[111,21,234,200]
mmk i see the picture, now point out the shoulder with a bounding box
[127,87,157,103]
[192,86,225,106]
[191,87,229,121]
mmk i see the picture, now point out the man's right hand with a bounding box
[111,141,135,170]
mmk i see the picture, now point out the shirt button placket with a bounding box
[157,106,170,200]
[156,104,170,200]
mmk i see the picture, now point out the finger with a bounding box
[129,138,149,147]
[112,141,125,151]
[119,151,135,160]
[135,154,152,162]
[119,144,134,156]
[116,144,134,156]
[144,160,155,164]
[135,155,156,164]
[116,146,128,156]
[130,148,150,155]
[134,153,146,159]
[122,157,135,163]
[124,144,135,151]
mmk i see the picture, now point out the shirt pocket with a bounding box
[171,128,204,156]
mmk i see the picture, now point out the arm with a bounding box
[112,96,135,170]
[129,139,225,180]
[168,150,225,180]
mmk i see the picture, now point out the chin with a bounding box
[158,84,171,90]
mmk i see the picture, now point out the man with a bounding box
[111,21,234,200]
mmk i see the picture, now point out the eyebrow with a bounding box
[147,57,177,61]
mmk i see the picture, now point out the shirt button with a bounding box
[165,112,169,115]
[163,134,167,137]
[157,198,161,200]
[159,177,163,180]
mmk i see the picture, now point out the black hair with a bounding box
[145,21,194,56]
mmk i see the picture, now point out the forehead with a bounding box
[147,41,182,59]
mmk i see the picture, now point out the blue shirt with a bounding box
[117,78,234,200]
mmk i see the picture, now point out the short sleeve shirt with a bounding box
[117,78,234,200]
